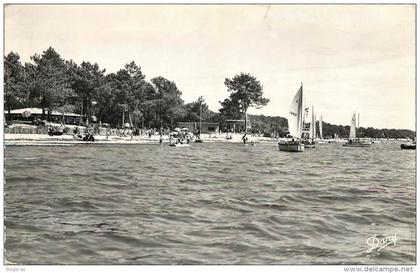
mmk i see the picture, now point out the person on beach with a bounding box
[242,133,248,144]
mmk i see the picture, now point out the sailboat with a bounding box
[343,112,372,147]
[303,105,316,148]
[316,115,325,144]
[278,84,305,152]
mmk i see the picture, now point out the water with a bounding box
[4,141,416,264]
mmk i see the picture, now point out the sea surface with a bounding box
[4,141,416,264]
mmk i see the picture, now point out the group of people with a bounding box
[242,133,256,145]
[47,124,65,136]
[72,125,95,141]
[169,131,191,144]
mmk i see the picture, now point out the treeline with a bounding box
[4,47,219,129]
[322,122,415,139]
[248,114,288,136]
[4,47,415,139]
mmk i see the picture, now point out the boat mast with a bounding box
[319,115,323,139]
[199,104,202,134]
[299,82,303,139]
[312,105,315,141]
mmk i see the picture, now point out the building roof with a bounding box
[177,121,219,125]
[4,107,81,117]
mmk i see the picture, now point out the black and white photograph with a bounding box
[2,2,417,271]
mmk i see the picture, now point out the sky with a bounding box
[4,4,416,130]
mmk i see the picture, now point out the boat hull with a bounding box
[343,142,371,147]
[278,142,304,152]
[169,143,190,147]
[401,143,416,150]
[303,139,316,148]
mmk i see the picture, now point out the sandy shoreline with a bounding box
[5,133,278,145]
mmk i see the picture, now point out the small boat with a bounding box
[278,84,305,152]
[278,140,305,152]
[316,115,324,144]
[303,140,316,148]
[170,128,191,146]
[343,139,371,147]
[343,113,371,147]
[169,142,190,147]
[302,105,316,148]
[73,133,95,141]
[401,142,416,149]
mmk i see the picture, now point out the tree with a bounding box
[4,52,27,117]
[70,61,105,124]
[223,73,269,132]
[28,47,76,121]
[151,76,184,128]
[138,82,158,128]
[93,83,117,125]
[184,96,213,122]
[109,61,146,128]
[219,97,242,120]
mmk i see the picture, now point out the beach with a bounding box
[4,133,278,146]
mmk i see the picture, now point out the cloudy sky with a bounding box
[5,4,415,130]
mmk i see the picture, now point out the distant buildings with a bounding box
[223,119,253,133]
[177,121,220,133]
[4,107,83,125]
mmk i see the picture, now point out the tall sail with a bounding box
[307,105,315,139]
[349,113,357,139]
[308,114,313,139]
[312,106,316,140]
[288,85,303,138]
[319,115,323,139]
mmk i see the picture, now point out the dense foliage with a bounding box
[322,122,416,140]
[220,73,269,128]
[4,47,415,139]
[4,48,199,129]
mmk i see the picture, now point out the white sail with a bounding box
[319,115,323,139]
[288,85,303,139]
[312,106,316,140]
[349,113,357,139]
[308,116,313,139]
[307,105,315,139]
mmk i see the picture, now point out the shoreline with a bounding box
[4,133,278,146]
[4,133,411,146]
